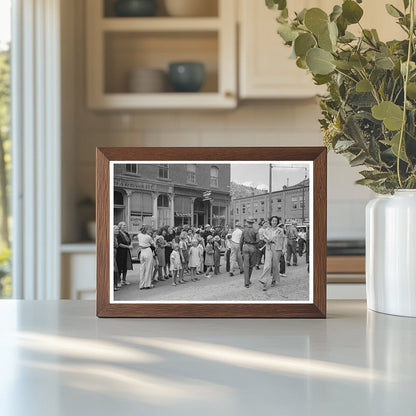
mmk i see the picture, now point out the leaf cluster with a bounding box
[267,0,416,193]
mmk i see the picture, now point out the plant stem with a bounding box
[397,0,415,188]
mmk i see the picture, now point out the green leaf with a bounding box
[407,82,416,99]
[375,55,395,70]
[306,48,335,75]
[266,0,287,11]
[294,33,316,58]
[330,5,342,22]
[356,79,372,92]
[382,132,409,162]
[350,152,368,167]
[372,101,404,131]
[277,23,298,43]
[304,8,329,35]
[333,60,352,70]
[342,0,364,24]
[385,4,404,18]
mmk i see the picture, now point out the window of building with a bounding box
[157,194,169,207]
[292,196,298,209]
[158,164,169,179]
[187,164,196,184]
[114,191,124,206]
[125,164,138,174]
[210,166,219,188]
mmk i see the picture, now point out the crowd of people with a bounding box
[113,217,309,294]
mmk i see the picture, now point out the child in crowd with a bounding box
[188,239,200,282]
[213,235,221,275]
[204,236,214,278]
[170,243,182,286]
[197,237,204,275]
[155,236,167,281]
[179,231,189,281]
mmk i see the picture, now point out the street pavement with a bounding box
[114,253,310,302]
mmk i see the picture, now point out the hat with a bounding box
[246,216,255,223]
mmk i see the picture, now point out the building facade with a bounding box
[231,179,310,226]
[114,163,231,232]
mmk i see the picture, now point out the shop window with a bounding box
[114,191,124,205]
[187,164,196,184]
[158,164,169,179]
[210,166,218,188]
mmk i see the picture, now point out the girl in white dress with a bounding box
[170,243,182,286]
[188,240,200,282]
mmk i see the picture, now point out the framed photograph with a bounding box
[96,147,327,318]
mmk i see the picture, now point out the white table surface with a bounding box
[0,300,415,416]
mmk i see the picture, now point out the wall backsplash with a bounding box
[61,0,374,243]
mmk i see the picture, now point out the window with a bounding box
[157,194,169,207]
[158,164,169,179]
[210,166,219,187]
[292,196,298,209]
[187,164,196,184]
[125,164,138,174]
[114,191,124,205]
[0,5,11,298]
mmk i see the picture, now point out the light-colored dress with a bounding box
[188,246,200,268]
[170,251,182,271]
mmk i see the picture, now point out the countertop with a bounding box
[0,300,415,415]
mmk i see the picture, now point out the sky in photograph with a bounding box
[230,163,310,192]
[0,0,11,49]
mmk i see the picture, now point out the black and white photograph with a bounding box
[110,161,313,303]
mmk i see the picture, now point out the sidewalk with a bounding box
[114,254,310,302]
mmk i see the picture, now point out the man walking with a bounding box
[241,217,259,288]
[229,221,243,276]
[286,221,298,266]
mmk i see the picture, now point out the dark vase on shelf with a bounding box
[168,62,205,93]
[114,0,157,17]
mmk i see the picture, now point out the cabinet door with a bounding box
[239,0,325,99]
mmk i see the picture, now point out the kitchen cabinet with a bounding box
[238,0,404,99]
[238,0,325,99]
[86,0,237,109]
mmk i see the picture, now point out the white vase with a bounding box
[366,190,416,317]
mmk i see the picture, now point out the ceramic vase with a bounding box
[366,190,416,317]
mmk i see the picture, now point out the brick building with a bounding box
[231,179,310,226]
[113,163,231,232]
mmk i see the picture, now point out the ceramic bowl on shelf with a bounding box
[114,0,158,17]
[164,0,217,17]
[168,62,205,92]
[128,68,167,93]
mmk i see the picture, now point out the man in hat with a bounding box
[241,217,259,288]
[286,221,299,266]
[229,221,243,276]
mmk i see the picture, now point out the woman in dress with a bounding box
[116,221,133,286]
[213,235,221,275]
[137,225,155,290]
[204,235,214,278]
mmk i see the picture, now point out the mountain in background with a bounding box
[230,181,267,200]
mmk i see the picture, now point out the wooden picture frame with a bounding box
[96,147,327,318]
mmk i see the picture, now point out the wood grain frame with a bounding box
[96,147,327,318]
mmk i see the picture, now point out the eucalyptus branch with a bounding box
[397,0,415,188]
